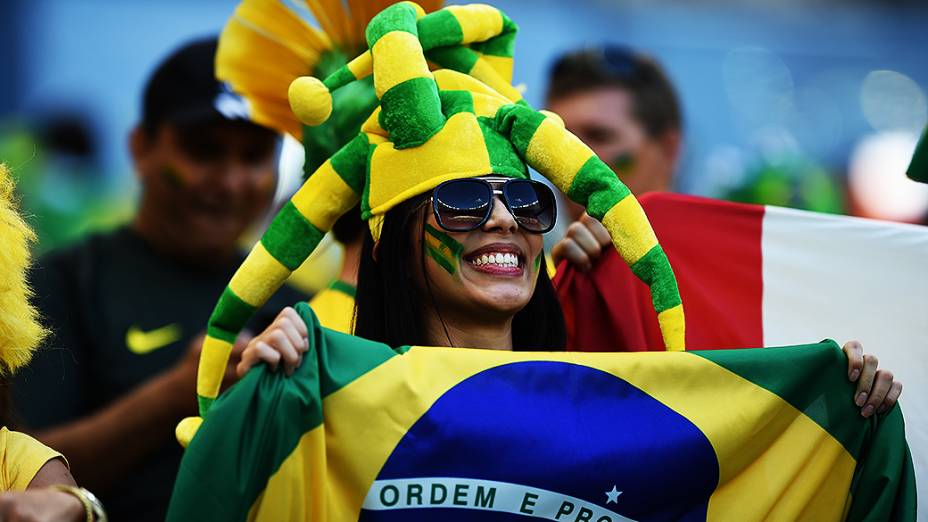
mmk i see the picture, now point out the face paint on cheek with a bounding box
[534,252,543,271]
[424,224,464,276]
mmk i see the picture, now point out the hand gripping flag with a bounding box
[167,303,915,521]
[184,1,686,445]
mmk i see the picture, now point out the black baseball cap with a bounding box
[140,37,252,134]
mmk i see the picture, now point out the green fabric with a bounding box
[426,46,480,75]
[169,303,399,522]
[478,116,529,179]
[260,202,325,271]
[303,78,377,179]
[360,142,378,219]
[329,132,372,193]
[323,66,358,92]
[568,156,630,220]
[696,342,917,522]
[470,15,518,57]
[207,287,258,344]
[907,126,928,183]
[365,2,419,47]
[494,104,546,157]
[629,245,681,313]
[378,77,445,149]
[439,90,475,118]
[329,280,357,298]
[417,9,463,50]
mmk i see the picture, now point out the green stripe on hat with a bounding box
[378,77,445,149]
[471,15,517,57]
[439,90,475,117]
[365,2,419,47]
[330,133,371,193]
[260,201,325,270]
[207,287,257,344]
[568,156,631,220]
[360,141,378,219]
[494,104,546,157]
[417,9,464,50]
[630,246,682,313]
[478,116,529,179]
[323,66,358,92]
[426,46,479,75]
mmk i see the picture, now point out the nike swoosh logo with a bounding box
[126,324,182,354]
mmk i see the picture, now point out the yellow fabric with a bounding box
[480,54,513,83]
[446,4,503,43]
[0,428,64,492]
[197,337,234,399]
[368,112,491,216]
[309,287,356,334]
[291,161,361,231]
[229,243,292,308]
[432,68,517,103]
[254,348,854,520]
[468,57,522,102]
[346,51,372,79]
[288,76,333,127]
[250,427,327,521]
[472,91,508,118]
[524,116,592,192]
[657,304,686,351]
[371,31,433,98]
[601,195,659,266]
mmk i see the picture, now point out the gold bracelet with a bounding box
[50,485,92,522]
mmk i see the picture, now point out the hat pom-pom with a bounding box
[176,416,203,448]
[289,76,333,126]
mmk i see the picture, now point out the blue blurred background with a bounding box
[1,0,927,251]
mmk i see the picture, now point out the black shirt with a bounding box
[13,226,307,522]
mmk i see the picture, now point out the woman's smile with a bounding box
[464,242,525,277]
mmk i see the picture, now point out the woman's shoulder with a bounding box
[0,426,65,492]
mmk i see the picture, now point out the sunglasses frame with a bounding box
[431,177,558,234]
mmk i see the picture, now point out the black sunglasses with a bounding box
[431,177,557,234]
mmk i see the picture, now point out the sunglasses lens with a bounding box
[505,180,557,233]
[434,180,492,231]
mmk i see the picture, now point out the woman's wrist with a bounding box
[50,485,107,522]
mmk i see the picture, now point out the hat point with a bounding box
[289,76,333,126]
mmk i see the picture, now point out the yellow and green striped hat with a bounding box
[182,2,687,443]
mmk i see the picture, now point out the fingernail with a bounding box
[861,405,874,417]
[849,369,860,381]
[855,392,868,407]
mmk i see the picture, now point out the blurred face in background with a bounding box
[548,86,680,222]
[130,119,278,262]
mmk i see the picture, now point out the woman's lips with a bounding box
[464,244,524,277]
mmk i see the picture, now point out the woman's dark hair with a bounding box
[354,194,566,350]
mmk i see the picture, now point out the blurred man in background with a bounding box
[547,46,683,269]
[12,38,305,521]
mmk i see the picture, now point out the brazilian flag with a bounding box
[167,303,915,521]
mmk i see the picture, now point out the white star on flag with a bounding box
[605,485,622,504]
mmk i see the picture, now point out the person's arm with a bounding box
[0,459,83,522]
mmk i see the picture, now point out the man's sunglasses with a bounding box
[431,177,557,234]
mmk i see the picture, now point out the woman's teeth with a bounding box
[471,252,520,268]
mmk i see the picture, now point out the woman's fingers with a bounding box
[553,238,592,271]
[281,307,309,338]
[277,317,307,354]
[855,353,879,407]
[861,369,893,417]
[843,340,863,381]
[237,341,281,377]
[267,330,300,375]
[580,213,612,247]
[567,221,603,261]
[878,380,904,414]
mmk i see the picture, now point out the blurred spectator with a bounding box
[546,45,683,268]
[12,37,305,522]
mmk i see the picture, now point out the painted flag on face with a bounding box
[553,192,928,514]
[167,303,915,522]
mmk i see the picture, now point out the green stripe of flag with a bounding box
[260,202,325,271]
[568,156,630,220]
[379,77,444,149]
[629,245,681,313]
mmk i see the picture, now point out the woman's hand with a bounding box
[0,490,84,522]
[236,307,309,378]
[843,341,903,417]
[551,213,612,271]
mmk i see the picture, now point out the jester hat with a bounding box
[182,2,687,443]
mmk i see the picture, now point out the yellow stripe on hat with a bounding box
[480,54,514,83]
[525,116,594,191]
[657,304,686,351]
[197,336,233,400]
[291,161,361,231]
[446,4,503,43]
[346,50,372,80]
[372,31,432,98]
[469,58,522,102]
[600,195,660,266]
[229,243,292,308]
[472,92,507,118]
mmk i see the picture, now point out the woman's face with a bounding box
[412,188,546,322]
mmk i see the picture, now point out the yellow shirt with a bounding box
[308,281,356,334]
[0,427,64,491]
